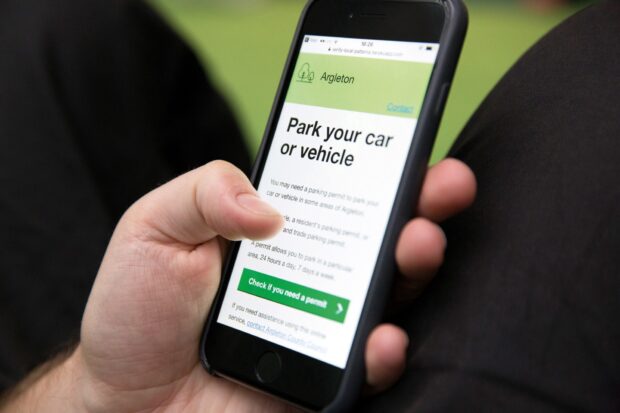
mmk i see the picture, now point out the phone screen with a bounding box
[217,35,439,369]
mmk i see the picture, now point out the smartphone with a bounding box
[201,0,467,410]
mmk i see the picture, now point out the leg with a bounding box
[364,1,620,411]
[0,0,250,389]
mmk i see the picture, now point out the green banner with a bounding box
[286,53,433,118]
[238,268,350,323]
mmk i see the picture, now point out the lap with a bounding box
[364,1,620,411]
[0,0,249,390]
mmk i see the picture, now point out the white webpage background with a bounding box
[218,102,417,368]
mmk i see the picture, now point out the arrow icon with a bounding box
[336,303,344,315]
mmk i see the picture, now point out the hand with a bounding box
[392,158,477,309]
[2,159,475,412]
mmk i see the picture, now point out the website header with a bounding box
[286,52,433,118]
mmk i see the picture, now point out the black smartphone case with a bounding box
[201,1,467,411]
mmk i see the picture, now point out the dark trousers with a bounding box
[1,0,618,411]
[363,1,620,411]
[0,0,250,389]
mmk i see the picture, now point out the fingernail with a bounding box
[236,193,280,216]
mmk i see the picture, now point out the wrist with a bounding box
[0,345,87,413]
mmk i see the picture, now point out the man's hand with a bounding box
[1,159,475,413]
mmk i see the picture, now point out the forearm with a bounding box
[0,347,84,412]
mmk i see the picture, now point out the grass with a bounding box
[150,0,585,163]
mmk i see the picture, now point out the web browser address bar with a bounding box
[328,47,405,59]
[301,35,439,64]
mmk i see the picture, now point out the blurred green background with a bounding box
[150,0,588,163]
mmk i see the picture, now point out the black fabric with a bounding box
[0,0,250,390]
[363,1,620,412]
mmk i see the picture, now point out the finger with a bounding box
[393,218,447,302]
[125,160,284,245]
[418,158,476,222]
[365,324,409,394]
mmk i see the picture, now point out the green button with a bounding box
[238,268,350,323]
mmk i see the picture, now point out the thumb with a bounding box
[123,160,283,245]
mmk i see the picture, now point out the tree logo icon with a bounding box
[296,63,315,83]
